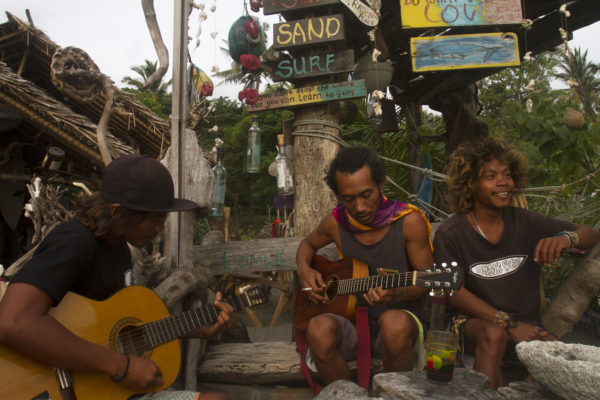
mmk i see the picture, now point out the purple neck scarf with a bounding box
[332,197,408,234]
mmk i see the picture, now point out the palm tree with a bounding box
[556,47,600,120]
[122,60,172,118]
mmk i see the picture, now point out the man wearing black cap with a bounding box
[0,155,232,400]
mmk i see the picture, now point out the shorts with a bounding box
[305,311,425,372]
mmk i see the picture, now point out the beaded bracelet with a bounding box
[112,353,130,383]
[554,231,580,248]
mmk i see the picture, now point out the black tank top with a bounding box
[338,218,425,329]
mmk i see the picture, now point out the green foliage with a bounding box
[121,59,172,119]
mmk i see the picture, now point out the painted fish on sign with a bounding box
[269,49,354,81]
[273,14,345,50]
[400,0,523,29]
[263,0,339,15]
[410,32,520,72]
[246,80,366,111]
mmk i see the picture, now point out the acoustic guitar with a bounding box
[0,285,265,400]
[294,256,461,331]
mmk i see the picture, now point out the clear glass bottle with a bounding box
[209,147,227,217]
[275,134,294,195]
[246,116,261,173]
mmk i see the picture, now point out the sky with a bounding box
[2,1,600,100]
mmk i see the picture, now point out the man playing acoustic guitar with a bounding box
[296,146,434,387]
[433,138,600,389]
[0,155,232,400]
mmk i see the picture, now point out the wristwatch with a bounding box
[494,311,519,330]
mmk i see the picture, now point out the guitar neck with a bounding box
[141,294,247,349]
[336,271,417,295]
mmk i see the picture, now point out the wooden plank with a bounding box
[197,341,384,385]
[263,0,339,15]
[410,32,520,72]
[400,0,523,29]
[246,80,366,112]
[273,14,345,50]
[339,0,378,27]
[269,49,354,82]
[193,237,338,275]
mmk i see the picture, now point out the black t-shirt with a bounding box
[11,219,131,304]
[433,207,576,324]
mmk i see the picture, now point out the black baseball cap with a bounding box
[101,154,197,212]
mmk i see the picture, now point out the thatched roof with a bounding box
[0,11,171,169]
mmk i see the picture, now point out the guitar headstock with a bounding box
[416,262,462,296]
[237,284,267,309]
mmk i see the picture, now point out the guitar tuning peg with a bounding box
[441,262,447,268]
[424,281,431,287]
[434,282,440,287]
[451,261,458,267]
[444,282,450,288]
[429,289,435,297]
[449,290,455,297]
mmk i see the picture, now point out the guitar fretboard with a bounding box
[142,295,249,349]
[337,271,417,295]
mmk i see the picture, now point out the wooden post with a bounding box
[166,0,189,269]
[405,102,422,194]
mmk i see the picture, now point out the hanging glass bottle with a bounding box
[246,115,261,173]
[275,134,293,195]
[209,147,227,217]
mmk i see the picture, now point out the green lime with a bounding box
[432,355,443,369]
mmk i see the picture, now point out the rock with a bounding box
[516,340,600,400]
[372,369,504,399]
[315,380,371,400]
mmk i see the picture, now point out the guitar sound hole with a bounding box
[116,325,147,356]
[324,278,338,303]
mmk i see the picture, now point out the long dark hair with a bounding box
[74,193,148,237]
[445,137,528,213]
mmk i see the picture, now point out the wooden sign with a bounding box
[400,0,522,29]
[273,14,345,50]
[269,49,354,81]
[339,0,378,27]
[264,0,339,15]
[246,80,366,111]
[410,32,520,72]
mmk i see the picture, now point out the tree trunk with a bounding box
[541,242,600,338]
[427,83,488,160]
[405,102,422,194]
[293,102,339,237]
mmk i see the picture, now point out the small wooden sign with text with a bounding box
[246,80,366,111]
[400,0,522,29]
[273,14,345,50]
[339,0,378,27]
[263,0,339,15]
[269,49,354,81]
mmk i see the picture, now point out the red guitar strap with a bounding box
[295,328,323,395]
[356,306,371,390]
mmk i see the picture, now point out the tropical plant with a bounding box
[121,59,172,118]
[556,47,600,120]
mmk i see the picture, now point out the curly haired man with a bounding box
[433,137,600,389]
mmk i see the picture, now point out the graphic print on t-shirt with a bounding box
[469,255,527,279]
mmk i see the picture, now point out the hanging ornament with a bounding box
[249,0,263,12]
[238,87,259,105]
[188,63,214,101]
[240,54,261,71]
[564,109,585,130]
[228,16,265,63]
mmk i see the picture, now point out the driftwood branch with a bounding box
[541,242,600,338]
[141,0,169,90]
[97,76,115,166]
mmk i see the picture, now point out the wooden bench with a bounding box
[197,341,384,385]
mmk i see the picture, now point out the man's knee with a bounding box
[306,314,341,349]
[476,324,507,354]
[379,311,417,349]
